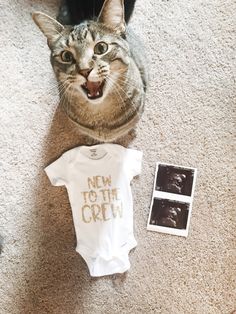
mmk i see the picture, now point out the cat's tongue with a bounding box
[85,81,103,99]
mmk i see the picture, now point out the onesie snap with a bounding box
[45,143,142,277]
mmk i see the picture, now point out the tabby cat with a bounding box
[32,0,147,141]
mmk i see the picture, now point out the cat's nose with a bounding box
[79,68,92,79]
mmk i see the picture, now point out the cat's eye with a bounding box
[94,42,108,55]
[61,51,74,63]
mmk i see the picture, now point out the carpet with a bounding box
[0,0,235,313]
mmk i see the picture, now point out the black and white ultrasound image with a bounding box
[150,198,189,229]
[155,165,194,196]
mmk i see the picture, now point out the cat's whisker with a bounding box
[108,77,143,92]
[106,76,129,101]
[107,76,139,118]
[105,79,124,112]
[40,79,69,98]
[111,77,140,91]
[105,77,126,110]
[59,80,69,96]
[67,82,79,114]
[39,89,59,102]
[45,85,61,97]
[67,83,74,114]
[112,68,145,81]
[45,81,69,100]
[105,77,135,124]
[32,3,147,141]
[114,73,145,89]
[60,82,73,112]
[59,84,71,100]
[105,78,132,124]
[112,72,138,82]
[107,76,137,106]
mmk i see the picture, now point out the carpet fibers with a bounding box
[0,0,235,313]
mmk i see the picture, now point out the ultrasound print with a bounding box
[155,165,194,196]
[150,198,189,229]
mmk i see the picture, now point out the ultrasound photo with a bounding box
[155,164,195,196]
[149,198,189,229]
[148,162,197,236]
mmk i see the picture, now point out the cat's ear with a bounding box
[98,0,125,34]
[32,12,64,46]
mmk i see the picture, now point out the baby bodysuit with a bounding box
[44,143,142,277]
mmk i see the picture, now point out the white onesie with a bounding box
[44,144,142,277]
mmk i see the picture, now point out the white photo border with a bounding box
[147,162,197,237]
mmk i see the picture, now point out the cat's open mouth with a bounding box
[81,80,105,100]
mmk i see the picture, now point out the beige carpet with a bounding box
[0,0,235,313]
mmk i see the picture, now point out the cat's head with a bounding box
[32,0,130,103]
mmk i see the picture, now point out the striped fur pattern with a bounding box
[32,0,147,141]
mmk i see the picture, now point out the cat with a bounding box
[32,0,148,141]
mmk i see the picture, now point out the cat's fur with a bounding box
[32,0,147,141]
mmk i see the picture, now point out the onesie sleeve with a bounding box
[44,153,69,186]
[125,148,143,180]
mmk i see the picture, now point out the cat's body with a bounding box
[33,0,147,141]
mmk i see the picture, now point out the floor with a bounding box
[0,0,235,313]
